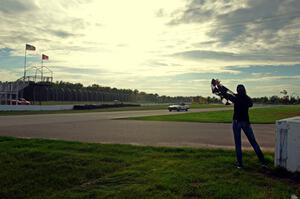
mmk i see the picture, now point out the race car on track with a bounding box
[168,103,189,112]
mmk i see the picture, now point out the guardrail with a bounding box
[0,105,73,111]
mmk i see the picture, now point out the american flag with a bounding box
[42,54,49,60]
[25,44,36,51]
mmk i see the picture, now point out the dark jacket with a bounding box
[223,93,253,123]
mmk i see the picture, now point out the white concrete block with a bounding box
[275,116,300,172]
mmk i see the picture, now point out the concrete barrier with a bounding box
[0,105,74,111]
[275,116,300,172]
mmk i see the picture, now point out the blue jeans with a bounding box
[232,120,265,166]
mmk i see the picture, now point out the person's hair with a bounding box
[237,84,246,96]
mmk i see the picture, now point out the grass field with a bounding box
[0,137,299,199]
[130,105,300,124]
[0,103,224,116]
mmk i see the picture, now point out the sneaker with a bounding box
[235,162,244,169]
[261,164,269,169]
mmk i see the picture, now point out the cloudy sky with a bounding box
[1,0,300,97]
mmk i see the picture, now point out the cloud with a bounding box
[49,30,80,38]
[169,0,244,25]
[226,64,300,77]
[169,0,300,50]
[0,0,89,53]
[155,8,166,18]
[0,0,38,14]
[173,50,300,62]
[53,66,109,75]
[0,47,41,70]
[0,48,14,57]
[0,69,20,81]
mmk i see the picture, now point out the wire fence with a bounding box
[1,82,192,105]
[25,87,137,104]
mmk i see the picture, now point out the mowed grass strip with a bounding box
[0,137,299,199]
[130,105,300,124]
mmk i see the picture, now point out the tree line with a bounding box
[48,81,300,104]
[49,81,192,103]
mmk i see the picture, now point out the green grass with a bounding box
[130,105,300,124]
[0,137,299,199]
[0,104,224,116]
[190,103,225,108]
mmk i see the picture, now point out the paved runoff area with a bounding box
[0,108,275,150]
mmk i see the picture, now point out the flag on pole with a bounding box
[26,44,36,51]
[42,54,49,60]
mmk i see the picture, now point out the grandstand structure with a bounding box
[0,65,53,105]
[0,64,132,105]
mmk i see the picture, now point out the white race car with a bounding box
[168,103,189,112]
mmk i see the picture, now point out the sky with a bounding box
[0,0,300,97]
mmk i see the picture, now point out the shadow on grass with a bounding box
[265,167,300,185]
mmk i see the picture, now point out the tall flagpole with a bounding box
[41,59,44,82]
[24,45,27,80]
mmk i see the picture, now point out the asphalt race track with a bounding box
[0,108,275,150]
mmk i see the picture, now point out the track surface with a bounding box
[0,108,275,150]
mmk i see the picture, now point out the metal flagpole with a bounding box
[34,66,38,82]
[41,59,43,81]
[24,46,27,80]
